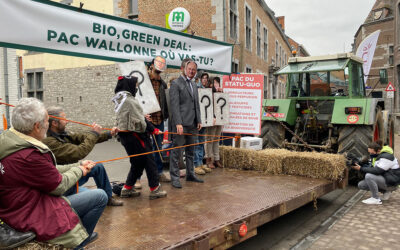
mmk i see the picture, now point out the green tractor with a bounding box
[261,53,394,166]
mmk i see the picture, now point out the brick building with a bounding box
[18,0,295,128]
[353,0,396,109]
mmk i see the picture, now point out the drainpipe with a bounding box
[3,48,10,123]
[223,0,226,42]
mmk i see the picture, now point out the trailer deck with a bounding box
[88,168,342,249]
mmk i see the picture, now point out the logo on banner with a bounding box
[168,7,191,31]
[347,114,359,124]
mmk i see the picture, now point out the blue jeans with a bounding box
[152,122,164,174]
[66,189,108,248]
[194,128,205,167]
[64,163,113,199]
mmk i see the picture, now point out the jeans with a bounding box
[119,132,160,188]
[64,164,113,199]
[66,189,108,248]
[358,173,388,199]
[194,128,205,167]
[152,121,164,174]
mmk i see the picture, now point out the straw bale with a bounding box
[219,146,347,181]
[282,151,346,181]
[16,241,67,250]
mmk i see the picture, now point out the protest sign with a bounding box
[214,93,230,125]
[198,88,214,127]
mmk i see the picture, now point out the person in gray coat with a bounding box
[169,60,204,188]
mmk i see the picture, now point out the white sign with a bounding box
[0,0,232,74]
[118,61,160,115]
[222,74,264,135]
[168,7,191,32]
[214,93,230,125]
[387,91,394,99]
[356,30,380,84]
[198,88,214,127]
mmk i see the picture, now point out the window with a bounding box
[275,41,278,66]
[246,66,252,73]
[263,28,268,62]
[26,71,43,100]
[389,55,394,66]
[389,45,394,54]
[256,19,261,56]
[263,75,268,98]
[230,0,238,40]
[279,46,282,67]
[231,61,239,73]
[284,53,287,66]
[245,6,251,50]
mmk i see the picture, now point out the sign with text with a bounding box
[222,74,264,135]
[214,93,230,125]
[198,88,214,127]
[118,61,160,115]
[0,0,233,74]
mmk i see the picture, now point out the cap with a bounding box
[153,56,167,72]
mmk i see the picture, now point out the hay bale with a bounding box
[282,151,347,181]
[16,241,67,250]
[220,146,347,181]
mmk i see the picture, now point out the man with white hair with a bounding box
[0,98,107,248]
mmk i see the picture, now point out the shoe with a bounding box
[214,160,222,168]
[159,172,171,182]
[186,175,204,183]
[134,181,142,189]
[195,166,206,175]
[362,197,382,205]
[149,185,167,200]
[381,191,392,201]
[201,165,212,173]
[88,232,98,244]
[179,169,186,178]
[107,197,124,206]
[0,220,36,249]
[120,187,141,198]
[172,181,182,188]
[206,158,215,169]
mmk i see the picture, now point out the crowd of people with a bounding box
[0,56,225,249]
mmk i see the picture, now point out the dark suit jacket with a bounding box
[169,75,201,131]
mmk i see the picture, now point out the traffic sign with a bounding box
[387,91,394,98]
[385,82,396,92]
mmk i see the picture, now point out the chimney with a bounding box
[277,16,285,31]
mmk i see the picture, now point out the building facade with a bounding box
[353,0,396,110]
[19,0,294,128]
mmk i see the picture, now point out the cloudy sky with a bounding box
[266,0,376,56]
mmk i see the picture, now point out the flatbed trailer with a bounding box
[89,168,346,249]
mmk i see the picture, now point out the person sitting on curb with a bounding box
[42,106,124,206]
[113,75,167,200]
[352,140,400,205]
[0,98,107,249]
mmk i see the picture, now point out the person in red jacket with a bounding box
[0,98,107,248]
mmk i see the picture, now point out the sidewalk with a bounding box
[309,190,400,249]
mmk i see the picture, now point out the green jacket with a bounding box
[372,145,394,166]
[42,130,111,165]
[0,128,88,247]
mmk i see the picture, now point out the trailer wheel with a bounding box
[260,121,285,148]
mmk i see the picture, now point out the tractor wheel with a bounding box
[338,125,373,185]
[260,121,285,148]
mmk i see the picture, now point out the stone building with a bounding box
[18,0,296,128]
[353,0,396,109]
[0,48,21,131]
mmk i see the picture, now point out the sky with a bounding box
[266,0,376,56]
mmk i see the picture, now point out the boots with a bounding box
[206,158,215,169]
[0,219,36,249]
[201,164,212,173]
[214,160,222,168]
[195,166,206,175]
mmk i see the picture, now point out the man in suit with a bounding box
[169,60,204,188]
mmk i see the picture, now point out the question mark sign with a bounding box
[210,58,214,65]
[217,97,226,119]
[129,70,145,104]
[201,95,211,124]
